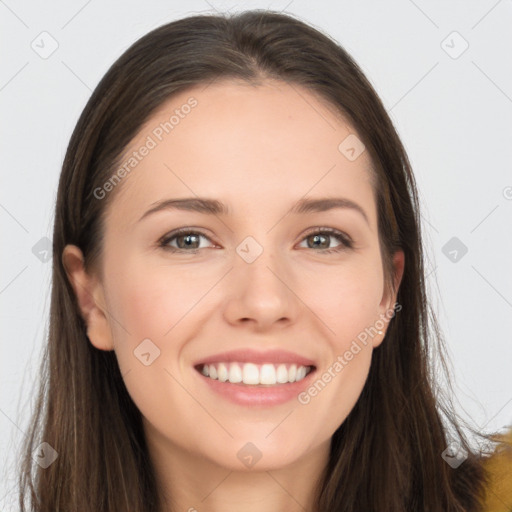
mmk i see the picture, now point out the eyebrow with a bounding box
[138,196,369,225]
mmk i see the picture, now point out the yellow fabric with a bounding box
[480,429,512,511]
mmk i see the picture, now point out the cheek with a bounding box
[308,259,383,428]
[297,336,373,443]
[101,257,209,435]
[298,255,384,344]
[106,255,214,340]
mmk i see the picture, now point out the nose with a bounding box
[222,244,300,331]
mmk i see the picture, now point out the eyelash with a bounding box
[158,227,354,254]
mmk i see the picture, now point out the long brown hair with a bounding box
[18,9,495,511]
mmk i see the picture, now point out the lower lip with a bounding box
[195,367,316,407]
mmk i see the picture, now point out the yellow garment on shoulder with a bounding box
[480,428,512,512]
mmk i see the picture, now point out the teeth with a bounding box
[276,364,288,383]
[242,363,260,385]
[228,363,242,383]
[217,363,228,382]
[260,363,276,385]
[288,364,297,382]
[199,362,312,385]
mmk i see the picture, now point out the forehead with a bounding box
[105,79,376,226]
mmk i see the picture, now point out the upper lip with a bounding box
[194,349,316,368]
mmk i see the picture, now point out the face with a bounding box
[64,79,404,473]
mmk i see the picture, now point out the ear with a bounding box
[62,244,115,351]
[373,249,405,348]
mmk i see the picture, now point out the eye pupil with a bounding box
[177,234,199,249]
[309,234,329,249]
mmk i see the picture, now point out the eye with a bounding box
[158,227,353,254]
[158,228,214,252]
[297,228,353,254]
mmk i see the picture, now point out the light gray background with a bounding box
[1,0,511,509]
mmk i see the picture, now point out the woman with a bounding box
[18,9,509,511]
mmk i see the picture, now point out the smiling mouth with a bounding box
[195,362,315,386]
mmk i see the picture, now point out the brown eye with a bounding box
[177,233,201,249]
[306,233,331,249]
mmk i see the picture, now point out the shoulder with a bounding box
[479,428,512,512]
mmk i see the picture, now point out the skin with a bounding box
[63,79,404,512]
